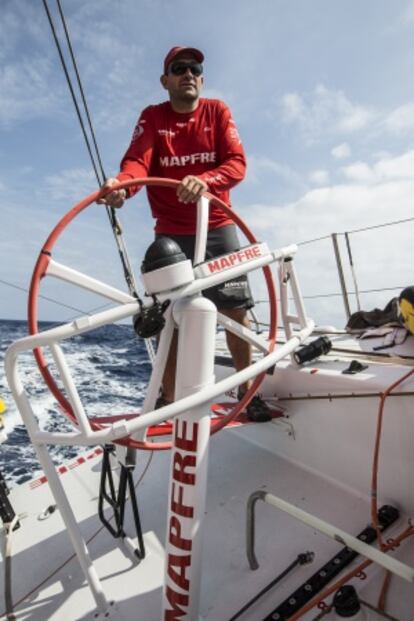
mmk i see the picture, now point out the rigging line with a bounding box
[345,215,414,235]
[297,216,414,247]
[43,0,140,300]
[0,277,113,317]
[55,0,140,298]
[55,0,106,182]
[297,234,332,246]
[42,0,103,186]
[254,284,406,304]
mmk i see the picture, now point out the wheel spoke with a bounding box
[47,259,135,304]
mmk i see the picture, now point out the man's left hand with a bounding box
[177,175,208,204]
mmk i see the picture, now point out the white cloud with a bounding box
[383,103,414,134]
[308,170,330,185]
[280,93,305,123]
[279,85,376,143]
[342,150,414,184]
[332,143,351,159]
[44,168,97,202]
[238,150,414,326]
[400,0,414,24]
[280,84,414,145]
[341,162,375,184]
[0,57,60,128]
[246,155,304,187]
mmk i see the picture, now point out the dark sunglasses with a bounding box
[169,62,203,77]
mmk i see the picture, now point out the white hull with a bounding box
[2,331,414,620]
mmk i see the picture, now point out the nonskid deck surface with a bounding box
[2,429,414,620]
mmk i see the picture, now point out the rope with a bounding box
[42,0,140,302]
[297,216,414,247]
[42,0,103,186]
[346,216,414,236]
[255,284,407,304]
[2,515,19,621]
[0,277,112,316]
[55,0,106,183]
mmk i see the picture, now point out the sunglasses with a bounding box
[169,62,203,77]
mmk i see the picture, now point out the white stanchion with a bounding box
[162,295,217,620]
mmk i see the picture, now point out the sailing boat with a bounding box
[2,3,414,620]
[2,175,414,620]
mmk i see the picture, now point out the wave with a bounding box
[0,319,151,486]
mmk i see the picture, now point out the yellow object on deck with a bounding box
[0,397,6,415]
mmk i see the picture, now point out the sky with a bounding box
[2,0,414,328]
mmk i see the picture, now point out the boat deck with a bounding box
[2,423,414,620]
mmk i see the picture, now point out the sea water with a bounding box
[0,319,151,487]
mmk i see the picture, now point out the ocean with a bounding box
[0,319,152,487]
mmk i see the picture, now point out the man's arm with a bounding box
[197,102,246,194]
[98,108,155,208]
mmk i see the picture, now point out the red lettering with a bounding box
[171,482,194,518]
[220,257,231,268]
[208,259,221,273]
[169,515,193,551]
[168,553,191,591]
[253,245,261,257]
[245,248,254,259]
[175,420,198,452]
[165,585,189,620]
[173,452,196,485]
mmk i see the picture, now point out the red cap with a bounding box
[163,46,204,74]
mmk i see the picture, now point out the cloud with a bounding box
[44,168,97,202]
[341,162,375,184]
[280,84,414,145]
[279,85,376,143]
[400,0,414,24]
[280,93,306,123]
[383,103,414,134]
[238,149,414,326]
[246,155,304,187]
[342,150,414,184]
[0,57,60,128]
[332,143,351,159]
[308,170,330,185]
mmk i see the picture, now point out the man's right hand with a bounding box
[97,178,127,208]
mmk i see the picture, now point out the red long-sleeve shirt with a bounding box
[117,98,246,234]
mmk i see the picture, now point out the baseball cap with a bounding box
[163,46,204,74]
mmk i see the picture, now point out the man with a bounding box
[99,46,270,421]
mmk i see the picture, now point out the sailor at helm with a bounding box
[99,46,271,421]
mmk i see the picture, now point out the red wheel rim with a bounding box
[28,177,278,450]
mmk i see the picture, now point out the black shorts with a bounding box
[156,224,254,310]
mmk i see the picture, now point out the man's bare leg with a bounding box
[160,309,251,403]
[161,329,178,403]
[219,307,252,395]
[220,307,271,421]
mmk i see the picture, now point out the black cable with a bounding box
[42,0,141,302]
[42,0,103,186]
[346,215,414,235]
[297,217,414,247]
[55,0,107,183]
[0,277,105,315]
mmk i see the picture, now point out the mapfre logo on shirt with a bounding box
[159,152,216,167]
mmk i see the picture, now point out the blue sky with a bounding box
[2,0,414,326]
